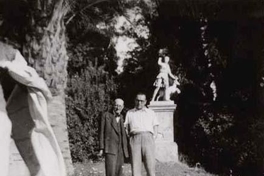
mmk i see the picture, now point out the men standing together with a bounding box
[99,93,159,176]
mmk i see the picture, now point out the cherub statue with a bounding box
[151,48,180,101]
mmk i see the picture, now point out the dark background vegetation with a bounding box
[65,1,264,176]
[1,0,264,175]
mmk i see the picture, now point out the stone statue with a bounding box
[0,43,66,176]
[151,49,181,102]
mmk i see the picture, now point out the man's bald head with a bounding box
[114,98,124,114]
[115,98,124,106]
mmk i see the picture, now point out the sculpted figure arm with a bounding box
[157,57,163,66]
[0,51,52,100]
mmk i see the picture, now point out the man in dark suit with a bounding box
[99,98,129,176]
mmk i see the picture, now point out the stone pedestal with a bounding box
[9,140,30,176]
[148,101,178,163]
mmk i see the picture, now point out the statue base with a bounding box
[155,141,178,163]
[148,101,179,163]
[8,94,74,176]
[9,140,30,176]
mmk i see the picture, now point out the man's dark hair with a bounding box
[135,92,147,99]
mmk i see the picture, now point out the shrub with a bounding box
[66,44,117,162]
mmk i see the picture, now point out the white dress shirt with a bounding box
[124,107,159,135]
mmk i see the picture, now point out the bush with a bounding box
[176,84,260,175]
[66,44,117,162]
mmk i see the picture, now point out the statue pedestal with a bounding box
[148,101,179,163]
[8,95,74,176]
[9,140,30,176]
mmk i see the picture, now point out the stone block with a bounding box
[148,101,179,163]
[8,140,30,176]
[155,141,178,163]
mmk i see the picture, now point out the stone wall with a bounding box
[48,94,75,175]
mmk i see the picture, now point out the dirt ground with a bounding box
[74,161,216,176]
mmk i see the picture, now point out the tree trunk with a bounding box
[22,0,74,175]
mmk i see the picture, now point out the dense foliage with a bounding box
[66,43,117,162]
[65,0,154,161]
[2,0,264,175]
[65,1,264,175]
[116,1,264,176]
[65,0,122,162]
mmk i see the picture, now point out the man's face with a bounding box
[135,94,146,110]
[114,99,124,114]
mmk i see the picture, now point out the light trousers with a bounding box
[130,132,155,176]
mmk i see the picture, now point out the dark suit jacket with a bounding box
[99,111,129,158]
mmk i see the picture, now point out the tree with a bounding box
[118,1,264,175]
[66,43,117,162]
[0,0,74,174]
[65,0,120,161]
[65,0,159,159]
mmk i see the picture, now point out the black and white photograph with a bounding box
[0,0,264,176]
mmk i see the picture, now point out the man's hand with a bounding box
[98,149,104,157]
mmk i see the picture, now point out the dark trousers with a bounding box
[105,145,124,176]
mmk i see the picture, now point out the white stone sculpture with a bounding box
[151,48,181,101]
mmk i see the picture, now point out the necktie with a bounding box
[116,114,120,123]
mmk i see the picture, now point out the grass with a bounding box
[74,160,216,176]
